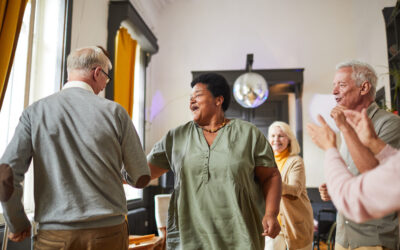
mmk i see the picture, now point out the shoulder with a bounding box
[229,118,262,134]
[163,121,194,140]
[230,118,256,128]
[285,155,306,175]
[287,155,304,166]
[24,92,61,113]
[370,103,400,127]
[108,100,129,116]
[369,106,400,147]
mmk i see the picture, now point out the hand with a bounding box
[330,105,346,119]
[331,107,349,131]
[8,226,31,242]
[344,109,377,146]
[318,183,331,201]
[262,214,281,238]
[307,115,336,150]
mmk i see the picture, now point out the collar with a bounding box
[62,81,94,94]
[366,102,379,119]
[274,148,290,161]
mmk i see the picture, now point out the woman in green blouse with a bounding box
[147,73,282,250]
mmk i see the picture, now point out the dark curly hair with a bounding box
[190,73,231,111]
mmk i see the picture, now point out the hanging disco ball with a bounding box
[233,72,269,108]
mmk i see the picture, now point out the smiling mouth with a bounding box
[191,106,199,112]
[335,97,341,103]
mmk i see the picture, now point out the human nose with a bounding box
[332,84,339,95]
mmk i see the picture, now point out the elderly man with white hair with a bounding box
[0,46,150,249]
[318,60,400,250]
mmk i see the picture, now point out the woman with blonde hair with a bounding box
[265,121,314,250]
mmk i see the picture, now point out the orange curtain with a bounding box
[114,27,137,118]
[0,0,29,110]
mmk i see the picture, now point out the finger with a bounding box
[335,105,347,111]
[8,233,16,241]
[330,109,335,118]
[344,109,357,118]
[306,124,319,138]
[306,123,317,131]
[262,220,268,233]
[8,234,20,242]
[345,116,357,129]
[268,224,280,238]
[306,125,316,137]
[344,110,361,124]
[361,108,369,121]
[22,230,30,240]
[317,115,328,126]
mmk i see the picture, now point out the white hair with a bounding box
[67,46,112,76]
[268,121,300,156]
[336,60,377,99]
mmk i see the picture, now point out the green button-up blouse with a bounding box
[147,118,276,250]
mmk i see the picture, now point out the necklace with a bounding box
[199,118,228,133]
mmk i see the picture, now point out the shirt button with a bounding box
[345,220,349,224]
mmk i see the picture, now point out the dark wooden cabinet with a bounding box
[383,4,400,114]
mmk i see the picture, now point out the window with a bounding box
[0,0,67,216]
[121,26,147,201]
[0,1,33,216]
[108,2,159,203]
[0,2,31,156]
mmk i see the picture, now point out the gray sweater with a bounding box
[1,82,149,232]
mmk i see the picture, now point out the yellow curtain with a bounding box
[0,0,29,110]
[114,27,137,118]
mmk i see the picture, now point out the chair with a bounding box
[154,194,171,250]
[313,208,337,250]
[307,188,336,250]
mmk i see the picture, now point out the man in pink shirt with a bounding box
[307,109,400,223]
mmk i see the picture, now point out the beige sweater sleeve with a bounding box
[281,157,306,198]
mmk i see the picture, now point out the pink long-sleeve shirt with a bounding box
[324,145,400,223]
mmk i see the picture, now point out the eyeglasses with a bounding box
[100,69,111,83]
[92,67,111,83]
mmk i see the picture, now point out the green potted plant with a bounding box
[389,63,400,114]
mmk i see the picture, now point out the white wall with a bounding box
[69,0,110,97]
[139,0,396,187]
[69,0,396,187]
[70,0,109,51]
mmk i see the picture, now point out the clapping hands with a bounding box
[307,115,336,151]
[344,109,377,146]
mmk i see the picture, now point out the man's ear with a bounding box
[360,81,372,96]
[92,67,101,82]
